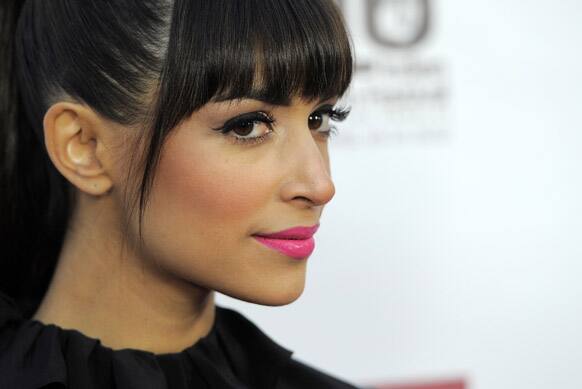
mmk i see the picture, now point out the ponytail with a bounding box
[0,0,72,318]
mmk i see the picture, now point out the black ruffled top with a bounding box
[0,292,359,389]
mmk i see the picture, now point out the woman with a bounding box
[0,0,357,388]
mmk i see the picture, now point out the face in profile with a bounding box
[36,0,353,317]
[116,96,348,306]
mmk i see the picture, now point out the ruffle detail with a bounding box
[0,292,294,389]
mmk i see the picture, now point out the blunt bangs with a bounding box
[212,0,353,104]
[158,0,353,125]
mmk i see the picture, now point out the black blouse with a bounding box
[0,292,360,388]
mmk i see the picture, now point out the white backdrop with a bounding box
[217,1,582,388]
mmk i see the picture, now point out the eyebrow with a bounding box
[212,90,291,106]
[211,89,339,107]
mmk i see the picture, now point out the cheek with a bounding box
[150,133,274,235]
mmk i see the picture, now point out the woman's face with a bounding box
[127,96,341,305]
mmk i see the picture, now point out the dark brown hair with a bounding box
[0,0,353,317]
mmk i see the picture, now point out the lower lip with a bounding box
[252,236,315,260]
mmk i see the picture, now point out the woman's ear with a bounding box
[43,101,114,196]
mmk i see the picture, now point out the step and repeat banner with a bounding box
[218,1,582,388]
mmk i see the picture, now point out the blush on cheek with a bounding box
[153,131,271,228]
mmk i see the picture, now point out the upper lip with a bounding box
[254,223,320,240]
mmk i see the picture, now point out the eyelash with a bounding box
[315,105,351,139]
[213,105,351,146]
[214,111,276,146]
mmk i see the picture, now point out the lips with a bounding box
[254,224,320,240]
[253,224,319,260]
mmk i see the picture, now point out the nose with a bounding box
[279,130,336,208]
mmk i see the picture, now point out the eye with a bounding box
[212,111,276,145]
[308,105,351,139]
[308,111,329,131]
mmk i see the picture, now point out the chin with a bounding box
[220,275,306,307]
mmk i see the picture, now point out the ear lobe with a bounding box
[43,102,114,196]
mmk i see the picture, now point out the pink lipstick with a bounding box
[253,224,319,260]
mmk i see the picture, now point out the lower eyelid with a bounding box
[230,130,273,145]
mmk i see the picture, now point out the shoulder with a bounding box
[0,291,25,352]
[277,356,362,389]
[217,306,362,388]
[0,291,22,326]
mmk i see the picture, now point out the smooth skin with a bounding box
[32,96,338,354]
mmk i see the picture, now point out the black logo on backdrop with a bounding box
[366,0,430,48]
[335,0,449,146]
[337,0,431,49]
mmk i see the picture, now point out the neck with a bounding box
[32,194,216,354]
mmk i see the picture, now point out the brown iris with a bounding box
[308,112,323,130]
[232,120,256,136]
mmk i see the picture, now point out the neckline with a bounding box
[1,295,296,389]
[24,304,222,358]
